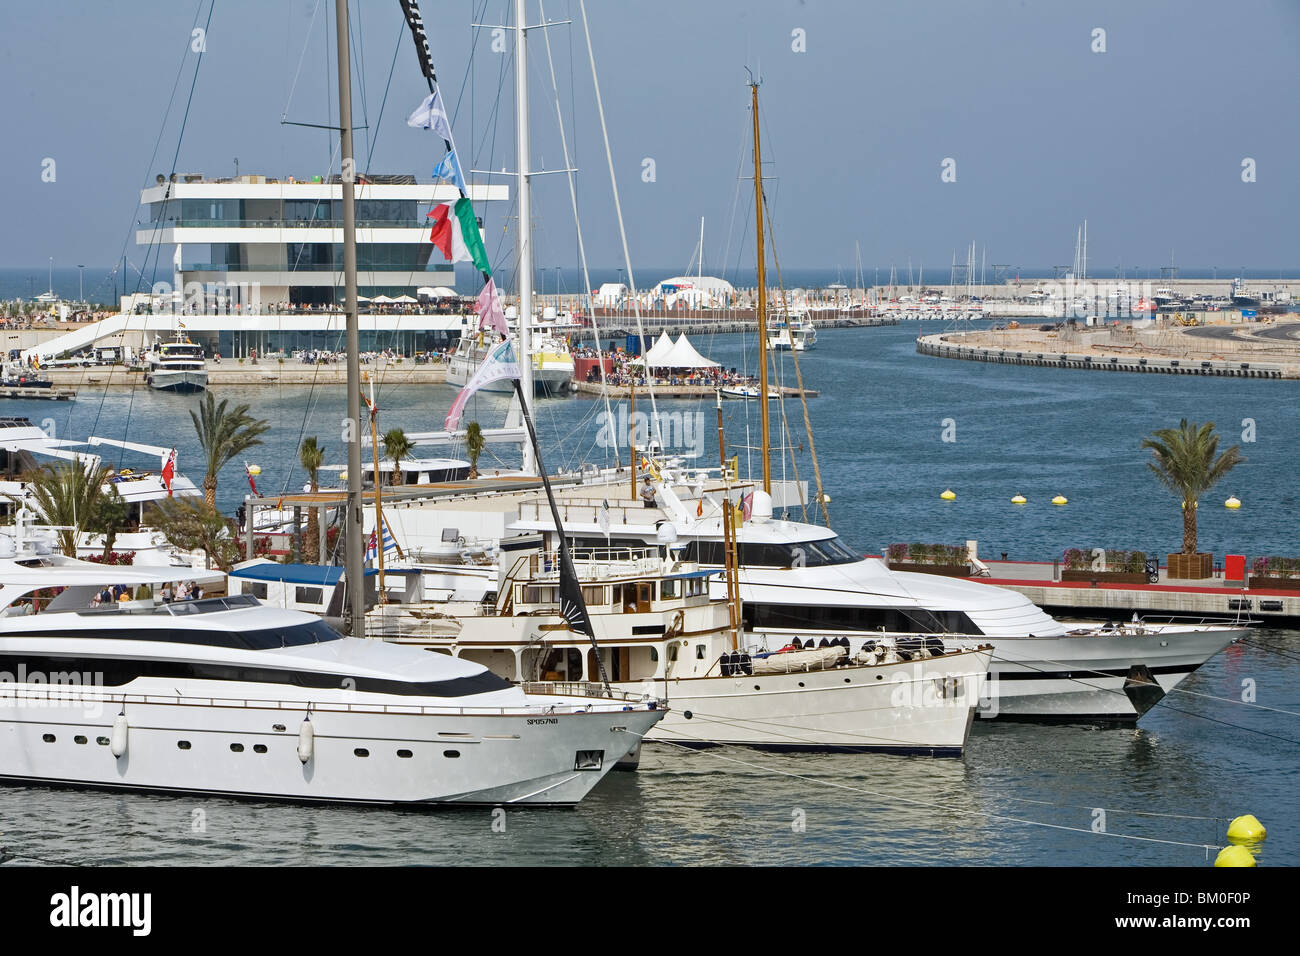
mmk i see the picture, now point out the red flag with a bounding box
[741,491,754,521]
[245,464,260,497]
[427,204,455,260]
[161,448,177,497]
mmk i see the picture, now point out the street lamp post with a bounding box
[77,265,85,302]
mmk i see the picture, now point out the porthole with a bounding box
[230,743,244,753]
[683,710,693,720]
[876,674,883,680]
[253,744,267,754]
[397,749,413,758]
[844,678,851,684]
[355,748,370,757]
[753,685,761,691]
[443,750,460,758]
[177,741,192,750]
[74,735,88,745]
[96,736,110,746]
[272,724,286,733]
[42,733,56,743]
[798,682,805,688]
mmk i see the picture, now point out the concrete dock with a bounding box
[961,559,1300,623]
[571,381,818,399]
[917,319,1300,379]
[37,360,449,389]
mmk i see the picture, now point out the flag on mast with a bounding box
[427,199,491,275]
[475,277,508,337]
[443,340,521,430]
[597,499,611,540]
[405,87,454,139]
[431,149,467,196]
[365,516,399,564]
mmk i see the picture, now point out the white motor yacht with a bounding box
[508,483,1249,724]
[145,333,208,393]
[0,555,662,804]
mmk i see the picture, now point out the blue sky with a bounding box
[2,0,1297,277]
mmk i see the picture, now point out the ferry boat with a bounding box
[766,313,817,351]
[146,333,208,393]
[314,539,994,756]
[0,553,663,805]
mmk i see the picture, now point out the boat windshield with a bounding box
[685,536,861,568]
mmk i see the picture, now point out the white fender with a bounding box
[110,713,129,758]
[297,717,314,763]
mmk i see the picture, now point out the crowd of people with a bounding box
[580,348,760,389]
[89,580,206,607]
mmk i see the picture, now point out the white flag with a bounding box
[597,499,611,540]
[406,89,454,142]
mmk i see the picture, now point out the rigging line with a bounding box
[649,737,1222,854]
[364,18,407,172]
[282,0,326,123]
[763,190,827,524]
[352,0,370,166]
[137,0,220,295]
[576,0,663,454]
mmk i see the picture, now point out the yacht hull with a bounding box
[626,649,990,755]
[0,684,660,805]
[975,626,1244,722]
[147,369,208,393]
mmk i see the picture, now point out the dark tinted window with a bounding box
[0,653,514,698]
[15,619,344,651]
[684,536,861,568]
[743,603,982,635]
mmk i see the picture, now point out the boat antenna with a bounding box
[749,78,771,493]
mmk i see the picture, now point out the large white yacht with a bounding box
[353,539,994,756]
[506,483,1249,724]
[145,334,208,393]
[766,312,817,351]
[0,554,662,804]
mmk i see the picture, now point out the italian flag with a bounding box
[427,198,491,276]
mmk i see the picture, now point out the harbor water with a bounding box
[1,320,1296,865]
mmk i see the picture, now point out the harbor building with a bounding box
[25,173,506,362]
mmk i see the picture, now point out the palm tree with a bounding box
[465,421,485,478]
[23,460,123,558]
[1141,419,1243,554]
[299,436,325,563]
[190,392,270,507]
[382,427,414,486]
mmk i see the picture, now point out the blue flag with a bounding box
[432,148,467,194]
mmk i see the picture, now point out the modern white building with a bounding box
[18,172,510,360]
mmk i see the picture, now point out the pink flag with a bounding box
[161,448,177,497]
[741,490,754,521]
[444,340,521,431]
[476,277,508,337]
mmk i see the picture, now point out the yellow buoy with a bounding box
[1225,495,1242,510]
[1052,495,1068,506]
[1214,844,1256,867]
[1227,814,1266,843]
[247,464,262,476]
[1011,494,1027,505]
[940,489,956,501]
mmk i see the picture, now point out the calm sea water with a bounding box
[1,320,1297,866]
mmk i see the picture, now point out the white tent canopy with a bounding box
[639,330,675,366]
[663,333,719,368]
[393,294,418,303]
[370,294,396,303]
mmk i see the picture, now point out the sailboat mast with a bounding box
[514,0,537,475]
[750,82,771,494]
[335,0,365,638]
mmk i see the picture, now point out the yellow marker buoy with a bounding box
[1225,495,1242,510]
[1227,814,1266,843]
[247,464,262,476]
[940,489,956,501]
[1011,494,1027,505]
[1214,845,1256,867]
[1052,495,1068,506]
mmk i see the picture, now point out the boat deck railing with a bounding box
[521,681,655,705]
[0,685,638,717]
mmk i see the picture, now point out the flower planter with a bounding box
[1061,570,1149,584]
[1167,552,1213,579]
[1246,576,1300,591]
[887,562,970,577]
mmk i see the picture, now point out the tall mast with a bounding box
[750,81,771,494]
[335,0,365,638]
[514,0,536,474]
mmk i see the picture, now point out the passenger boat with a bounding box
[145,333,207,393]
